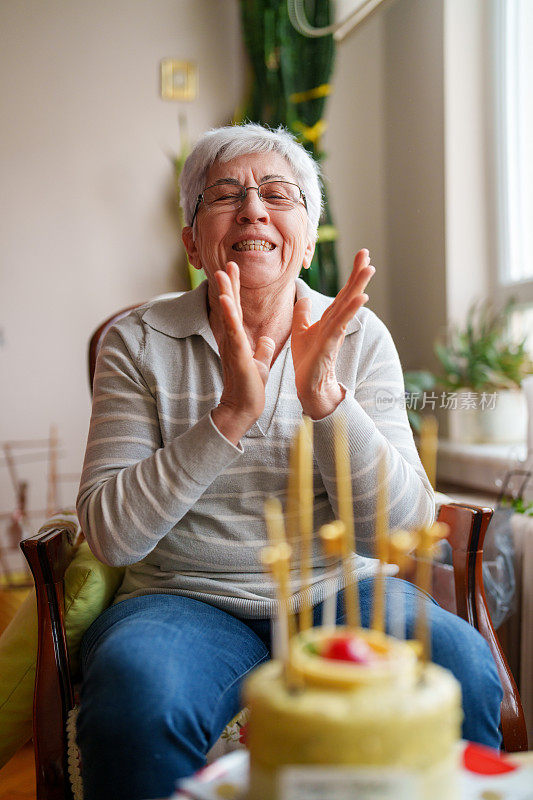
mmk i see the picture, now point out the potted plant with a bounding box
[403,370,437,433]
[433,300,532,444]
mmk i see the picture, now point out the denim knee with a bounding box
[76,595,270,800]
[428,609,503,748]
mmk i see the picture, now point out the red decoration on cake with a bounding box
[320,635,376,664]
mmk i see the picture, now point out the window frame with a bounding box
[491,0,533,309]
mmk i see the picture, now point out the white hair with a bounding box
[179,123,322,238]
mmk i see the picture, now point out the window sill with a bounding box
[436,439,528,495]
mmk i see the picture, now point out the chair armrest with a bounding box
[437,502,528,752]
[20,526,78,800]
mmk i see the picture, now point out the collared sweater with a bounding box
[76,279,434,618]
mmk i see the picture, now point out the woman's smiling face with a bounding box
[182,152,315,292]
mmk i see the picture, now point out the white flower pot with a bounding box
[523,375,533,456]
[448,389,527,444]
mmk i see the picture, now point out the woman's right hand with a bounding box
[211,262,275,445]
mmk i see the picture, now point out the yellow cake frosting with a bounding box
[244,627,462,800]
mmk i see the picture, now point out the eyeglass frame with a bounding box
[190,179,307,226]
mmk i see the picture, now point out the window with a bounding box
[493,0,533,351]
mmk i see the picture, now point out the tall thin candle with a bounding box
[414,522,449,661]
[261,542,292,665]
[371,451,388,633]
[388,529,416,640]
[420,416,438,490]
[298,417,314,632]
[333,415,359,629]
[319,520,345,629]
[286,432,300,548]
[264,496,295,641]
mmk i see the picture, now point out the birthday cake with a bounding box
[244,627,462,800]
[242,416,462,800]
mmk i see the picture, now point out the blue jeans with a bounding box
[77,578,503,800]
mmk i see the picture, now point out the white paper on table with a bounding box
[279,765,417,800]
[172,744,533,800]
[460,764,533,799]
[173,750,248,799]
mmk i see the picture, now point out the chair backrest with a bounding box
[88,293,182,392]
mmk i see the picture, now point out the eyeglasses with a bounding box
[191,179,307,225]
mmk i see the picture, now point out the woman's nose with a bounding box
[235,188,270,223]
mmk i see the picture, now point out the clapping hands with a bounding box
[211,261,275,443]
[291,249,375,419]
[211,250,374,443]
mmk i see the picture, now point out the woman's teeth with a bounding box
[233,240,274,252]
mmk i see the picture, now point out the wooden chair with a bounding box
[436,503,527,753]
[20,300,529,800]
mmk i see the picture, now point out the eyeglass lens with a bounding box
[202,181,303,210]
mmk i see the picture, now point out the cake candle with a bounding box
[414,522,449,662]
[419,415,438,490]
[261,542,292,665]
[333,416,360,629]
[286,430,300,548]
[388,529,416,640]
[319,520,345,628]
[371,451,388,633]
[298,417,314,632]
[264,496,296,641]
[262,494,293,672]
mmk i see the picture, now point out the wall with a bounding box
[325,0,451,364]
[0,0,494,556]
[381,0,492,370]
[383,0,447,370]
[324,10,388,322]
[444,0,491,325]
[0,0,245,545]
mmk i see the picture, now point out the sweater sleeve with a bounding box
[312,311,435,558]
[76,320,242,567]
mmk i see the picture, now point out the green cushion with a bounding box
[0,540,124,768]
[64,542,124,674]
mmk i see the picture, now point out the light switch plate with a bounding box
[160,59,197,101]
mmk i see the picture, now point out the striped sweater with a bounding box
[76,278,434,618]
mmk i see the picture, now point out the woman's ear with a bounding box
[301,237,316,270]
[182,227,202,270]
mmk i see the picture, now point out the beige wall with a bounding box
[444,0,491,325]
[382,0,492,368]
[324,10,388,321]
[0,0,492,546]
[383,0,447,370]
[0,0,245,534]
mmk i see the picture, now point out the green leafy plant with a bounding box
[500,496,533,516]
[433,300,532,392]
[238,0,339,295]
[172,114,204,290]
[403,370,437,433]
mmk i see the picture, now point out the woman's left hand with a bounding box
[291,249,375,419]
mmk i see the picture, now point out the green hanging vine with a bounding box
[238,0,339,295]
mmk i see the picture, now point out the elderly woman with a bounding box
[76,123,501,800]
